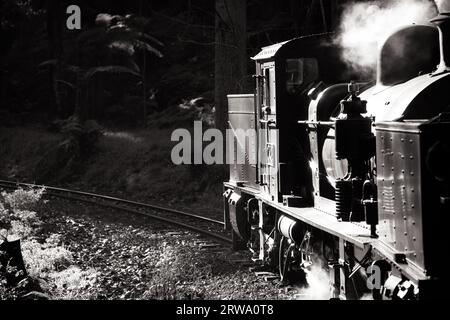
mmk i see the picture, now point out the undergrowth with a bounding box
[0,188,97,300]
[145,240,213,300]
[0,126,224,219]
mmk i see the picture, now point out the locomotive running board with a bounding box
[372,241,429,282]
[224,182,375,249]
[257,196,374,249]
[224,183,430,283]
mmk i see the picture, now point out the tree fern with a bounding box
[84,65,141,80]
[133,40,163,58]
[40,12,164,121]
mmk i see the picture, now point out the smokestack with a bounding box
[431,8,450,73]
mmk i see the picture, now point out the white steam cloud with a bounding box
[294,263,331,300]
[337,0,438,74]
[435,0,450,12]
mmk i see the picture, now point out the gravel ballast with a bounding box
[37,199,297,300]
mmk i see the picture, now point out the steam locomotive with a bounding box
[223,10,450,300]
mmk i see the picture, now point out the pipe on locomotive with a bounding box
[431,6,450,74]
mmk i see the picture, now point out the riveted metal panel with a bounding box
[227,94,258,189]
[376,124,425,271]
[228,94,255,113]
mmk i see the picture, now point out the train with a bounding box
[223,9,450,300]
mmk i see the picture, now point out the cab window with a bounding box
[286,58,319,94]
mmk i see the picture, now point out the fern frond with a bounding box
[109,40,135,55]
[38,59,59,68]
[38,60,82,74]
[84,65,141,80]
[133,40,163,58]
[56,80,76,90]
[140,32,164,47]
[65,64,83,74]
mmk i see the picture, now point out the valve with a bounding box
[334,81,376,224]
[339,81,368,117]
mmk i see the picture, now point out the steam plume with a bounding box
[294,260,331,300]
[337,0,438,75]
[435,0,450,12]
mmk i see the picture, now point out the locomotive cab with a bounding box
[250,35,353,204]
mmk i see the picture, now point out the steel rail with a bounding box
[0,180,231,245]
[0,180,223,225]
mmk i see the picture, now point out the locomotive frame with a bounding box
[223,13,450,300]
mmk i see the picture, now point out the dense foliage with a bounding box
[1,0,352,128]
[0,188,97,300]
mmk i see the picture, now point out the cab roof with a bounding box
[251,33,333,61]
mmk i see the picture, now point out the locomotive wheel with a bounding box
[229,204,250,241]
[279,236,305,283]
[278,236,308,284]
[279,236,294,282]
[248,213,261,257]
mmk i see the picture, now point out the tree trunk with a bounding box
[214,0,247,135]
[319,0,328,32]
[46,0,64,118]
[140,0,147,127]
[73,38,84,122]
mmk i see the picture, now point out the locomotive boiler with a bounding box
[223,9,450,299]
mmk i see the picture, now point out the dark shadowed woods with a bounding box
[1,0,349,128]
[0,0,353,211]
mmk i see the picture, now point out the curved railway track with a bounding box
[0,180,232,245]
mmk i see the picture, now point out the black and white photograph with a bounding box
[0,0,448,306]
